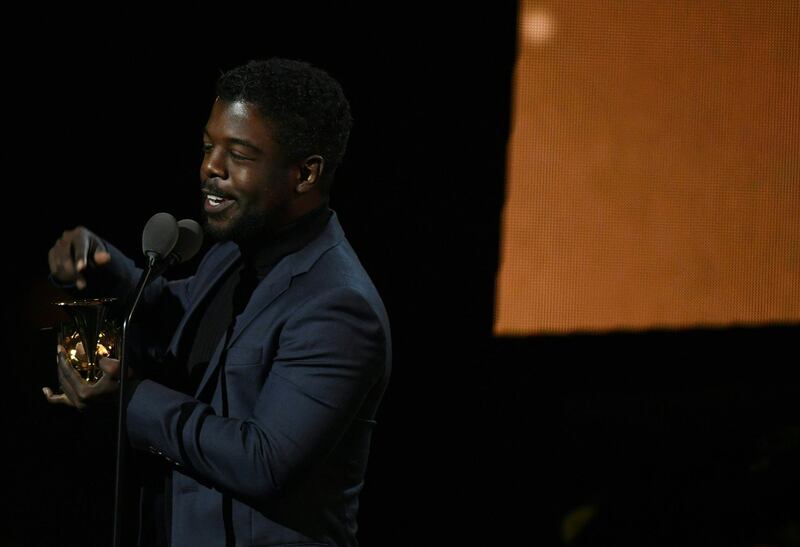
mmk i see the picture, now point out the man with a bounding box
[44,58,391,547]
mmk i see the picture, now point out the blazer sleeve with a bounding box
[72,241,200,372]
[90,241,195,316]
[124,285,388,503]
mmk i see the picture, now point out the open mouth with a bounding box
[204,193,235,214]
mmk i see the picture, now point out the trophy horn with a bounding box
[54,297,118,383]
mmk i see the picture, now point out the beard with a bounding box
[201,204,269,244]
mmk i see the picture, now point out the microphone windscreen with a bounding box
[175,219,204,263]
[142,212,179,259]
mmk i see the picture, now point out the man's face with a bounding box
[200,99,295,242]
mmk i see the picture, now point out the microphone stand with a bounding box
[112,254,158,547]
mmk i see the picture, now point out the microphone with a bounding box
[149,219,204,278]
[142,212,179,265]
[169,218,204,265]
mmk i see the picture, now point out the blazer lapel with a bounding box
[192,213,346,398]
[192,271,293,398]
[166,242,241,359]
[224,212,347,349]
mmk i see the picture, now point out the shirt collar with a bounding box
[237,205,333,280]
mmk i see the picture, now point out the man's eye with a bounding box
[202,143,213,153]
[230,151,251,161]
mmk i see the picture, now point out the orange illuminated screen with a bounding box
[495,1,799,335]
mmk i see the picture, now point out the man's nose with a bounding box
[202,148,226,179]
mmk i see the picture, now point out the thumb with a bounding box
[94,249,111,266]
[99,357,134,379]
[98,357,120,379]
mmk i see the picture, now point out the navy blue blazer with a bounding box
[103,213,391,546]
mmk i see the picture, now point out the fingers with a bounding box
[56,345,86,410]
[42,346,78,407]
[94,249,111,266]
[44,346,123,412]
[98,357,120,379]
[93,358,123,396]
[48,237,79,285]
[77,238,111,268]
[71,229,93,290]
[42,386,74,407]
[71,229,90,275]
[48,227,110,289]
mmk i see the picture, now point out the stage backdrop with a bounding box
[495,0,799,335]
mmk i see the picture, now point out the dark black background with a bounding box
[4,5,798,546]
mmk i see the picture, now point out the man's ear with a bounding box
[296,155,325,194]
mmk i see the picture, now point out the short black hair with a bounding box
[216,58,353,190]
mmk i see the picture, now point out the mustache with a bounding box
[201,179,234,199]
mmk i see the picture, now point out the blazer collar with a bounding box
[226,210,345,347]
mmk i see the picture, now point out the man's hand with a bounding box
[42,345,121,410]
[48,227,111,290]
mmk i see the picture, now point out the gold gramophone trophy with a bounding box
[54,297,119,383]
